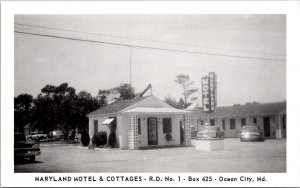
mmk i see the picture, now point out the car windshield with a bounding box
[243,126,258,132]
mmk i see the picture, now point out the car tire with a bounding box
[30,156,35,162]
[240,138,244,142]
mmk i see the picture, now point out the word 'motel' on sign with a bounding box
[202,72,216,113]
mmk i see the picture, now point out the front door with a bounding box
[263,117,271,137]
[148,118,158,145]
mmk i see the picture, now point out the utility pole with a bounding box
[130,47,132,88]
[129,46,132,99]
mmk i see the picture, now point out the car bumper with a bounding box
[241,135,260,141]
[15,151,41,158]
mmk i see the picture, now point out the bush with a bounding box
[92,131,107,146]
[165,132,172,141]
[108,131,117,148]
[81,131,90,146]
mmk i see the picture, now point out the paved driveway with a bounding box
[14,139,286,173]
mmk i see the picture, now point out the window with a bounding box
[222,119,226,130]
[210,119,215,126]
[93,120,98,134]
[253,117,257,124]
[230,119,236,129]
[201,120,204,125]
[241,118,246,126]
[163,118,172,133]
[138,118,141,134]
[283,116,286,129]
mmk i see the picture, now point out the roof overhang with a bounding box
[122,107,190,114]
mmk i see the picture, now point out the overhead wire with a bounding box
[14,30,286,62]
[15,22,286,58]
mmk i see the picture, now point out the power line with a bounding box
[14,30,286,62]
[15,22,286,57]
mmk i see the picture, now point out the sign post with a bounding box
[196,72,223,151]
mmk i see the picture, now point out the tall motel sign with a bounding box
[202,72,217,119]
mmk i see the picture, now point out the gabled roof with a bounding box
[88,96,151,116]
[191,101,286,118]
[123,107,190,114]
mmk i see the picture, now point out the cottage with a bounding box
[190,102,286,139]
[87,95,192,149]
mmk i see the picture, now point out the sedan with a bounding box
[240,125,264,142]
[15,133,41,162]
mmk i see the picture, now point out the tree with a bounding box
[74,90,100,131]
[32,83,79,133]
[175,74,198,108]
[97,83,137,104]
[97,89,111,105]
[164,95,185,109]
[14,94,33,132]
[112,83,136,100]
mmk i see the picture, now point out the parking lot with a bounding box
[14,138,286,173]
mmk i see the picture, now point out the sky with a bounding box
[14,15,286,107]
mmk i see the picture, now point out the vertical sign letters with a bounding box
[202,72,216,113]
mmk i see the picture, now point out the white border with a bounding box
[2,1,300,187]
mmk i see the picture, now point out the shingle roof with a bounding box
[88,96,150,116]
[191,101,286,118]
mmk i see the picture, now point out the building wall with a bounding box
[88,115,122,147]
[88,116,110,138]
[89,113,183,149]
[191,115,283,139]
[118,114,129,149]
[129,114,182,148]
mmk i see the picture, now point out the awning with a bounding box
[102,118,115,125]
[123,107,190,114]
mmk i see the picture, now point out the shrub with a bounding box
[108,131,117,148]
[81,131,90,147]
[92,131,107,146]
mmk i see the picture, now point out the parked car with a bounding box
[14,133,41,162]
[48,130,66,140]
[240,125,264,142]
[26,132,48,141]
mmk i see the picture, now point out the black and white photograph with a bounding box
[1,1,300,187]
[13,14,286,173]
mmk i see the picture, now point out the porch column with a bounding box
[246,117,251,126]
[276,115,282,139]
[128,114,138,149]
[184,114,191,146]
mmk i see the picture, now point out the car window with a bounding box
[243,126,258,132]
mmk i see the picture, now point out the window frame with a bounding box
[222,119,226,130]
[230,119,236,129]
[210,119,215,126]
[253,117,257,124]
[162,118,172,133]
[241,118,246,126]
[93,119,98,134]
[138,118,141,134]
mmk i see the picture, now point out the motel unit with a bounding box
[87,95,192,149]
[190,101,286,139]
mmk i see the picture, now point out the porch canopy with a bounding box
[123,107,190,114]
[102,118,115,125]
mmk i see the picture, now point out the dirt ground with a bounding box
[14,138,286,173]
